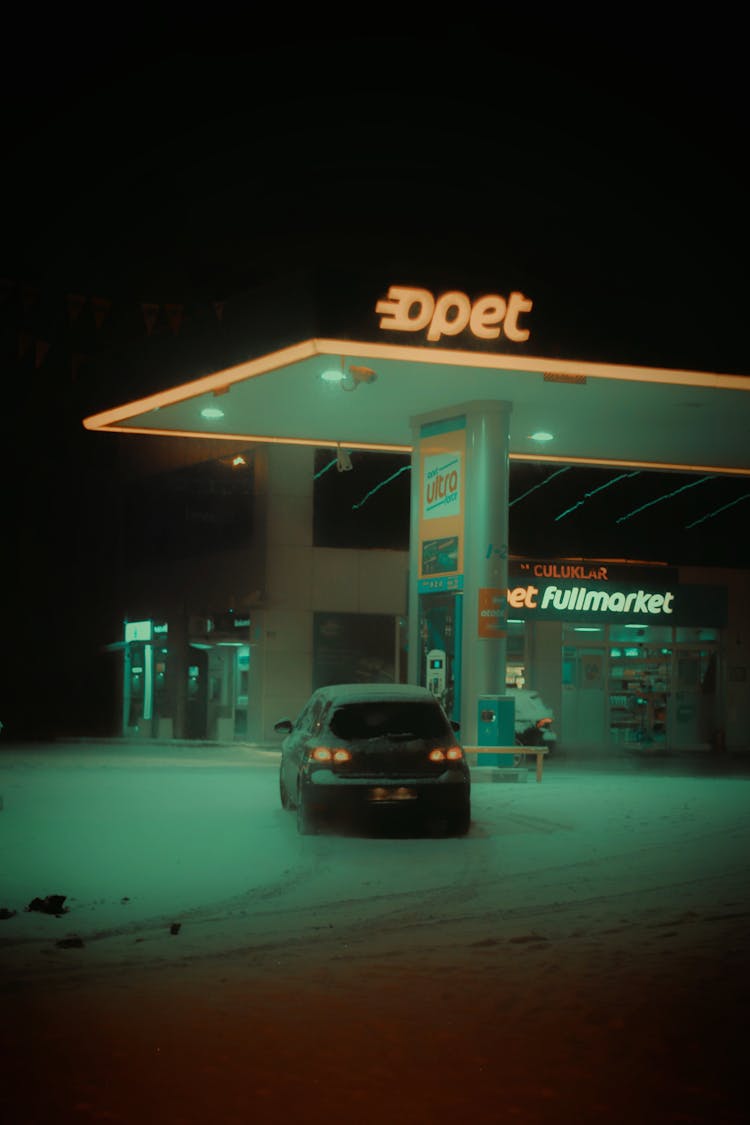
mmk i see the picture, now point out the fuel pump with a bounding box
[426,649,447,701]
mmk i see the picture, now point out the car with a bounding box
[274,683,471,836]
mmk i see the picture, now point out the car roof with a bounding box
[312,683,439,705]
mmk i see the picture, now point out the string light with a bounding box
[685,491,750,529]
[555,470,640,521]
[616,475,713,524]
[352,466,411,510]
[510,466,570,507]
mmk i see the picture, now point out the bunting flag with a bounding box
[165,303,184,336]
[67,294,87,322]
[21,286,38,312]
[18,329,33,358]
[3,279,237,361]
[91,297,112,330]
[141,302,160,335]
[71,353,88,381]
[34,340,50,369]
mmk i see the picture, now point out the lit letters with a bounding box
[376,285,533,343]
[513,584,676,616]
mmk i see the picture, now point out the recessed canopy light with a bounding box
[201,406,225,420]
[530,431,554,442]
[321,368,346,384]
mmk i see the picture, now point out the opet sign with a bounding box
[376,285,533,343]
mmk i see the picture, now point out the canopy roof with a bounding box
[81,270,750,477]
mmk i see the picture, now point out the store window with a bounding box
[505,620,528,687]
[313,612,402,689]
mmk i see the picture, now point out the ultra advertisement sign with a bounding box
[417,416,466,593]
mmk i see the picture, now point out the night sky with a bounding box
[2,17,748,736]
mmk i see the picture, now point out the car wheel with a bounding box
[279,772,293,810]
[445,804,471,836]
[296,787,318,835]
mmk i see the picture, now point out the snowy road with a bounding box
[2,743,749,1123]
[2,744,749,976]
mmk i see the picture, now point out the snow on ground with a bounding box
[1,741,749,1124]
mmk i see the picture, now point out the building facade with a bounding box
[113,443,749,755]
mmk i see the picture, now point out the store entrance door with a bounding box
[186,649,208,739]
[672,647,718,749]
[561,645,607,750]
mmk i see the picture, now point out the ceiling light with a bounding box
[321,367,346,384]
[530,431,554,442]
[201,406,225,420]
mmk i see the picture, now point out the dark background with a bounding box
[2,15,748,738]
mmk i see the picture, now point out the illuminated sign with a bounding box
[526,563,610,581]
[478,588,507,639]
[507,585,676,615]
[418,417,465,594]
[424,453,461,519]
[124,620,153,642]
[376,286,533,343]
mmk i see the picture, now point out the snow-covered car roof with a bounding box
[312,683,439,705]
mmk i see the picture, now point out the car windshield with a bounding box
[328,700,451,741]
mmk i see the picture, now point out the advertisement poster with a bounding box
[417,416,465,593]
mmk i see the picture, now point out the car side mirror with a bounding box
[274,719,293,733]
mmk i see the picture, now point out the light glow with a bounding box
[310,747,352,763]
[428,746,463,762]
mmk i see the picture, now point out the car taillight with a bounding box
[428,746,464,762]
[309,747,352,763]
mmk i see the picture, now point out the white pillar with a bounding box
[460,401,512,744]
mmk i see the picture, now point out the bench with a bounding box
[463,745,548,783]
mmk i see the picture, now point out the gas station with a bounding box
[82,270,750,751]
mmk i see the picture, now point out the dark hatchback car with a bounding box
[274,683,471,836]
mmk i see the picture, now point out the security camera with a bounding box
[336,448,353,472]
[349,365,377,386]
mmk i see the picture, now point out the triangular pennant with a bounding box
[71,353,88,381]
[18,329,33,358]
[91,296,112,330]
[67,294,87,322]
[165,303,184,336]
[34,340,50,369]
[141,302,160,335]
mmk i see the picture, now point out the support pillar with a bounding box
[461,401,512,744]
[408,401,512,746]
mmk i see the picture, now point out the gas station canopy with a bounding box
[82,271,750,478]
